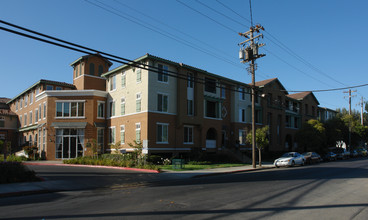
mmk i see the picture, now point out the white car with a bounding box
[274,152,305,168]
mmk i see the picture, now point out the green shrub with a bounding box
[0,162,40,184]
[187,161,211,165]
[63,154,160,171]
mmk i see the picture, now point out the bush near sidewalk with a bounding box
[0,162,40,184]
[63,154,160,171]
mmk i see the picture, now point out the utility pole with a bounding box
[343,89,356,151]
[343,89,357,115]
[238,24,265,168]
[357,97,364,125]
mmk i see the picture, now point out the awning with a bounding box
[94,122,106,128]
[51,122,87,129]
[19,124,38,132]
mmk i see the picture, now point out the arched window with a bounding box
[98,65,103,76]
[90,63,95,75]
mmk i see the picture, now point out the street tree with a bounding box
[246,126,269,167]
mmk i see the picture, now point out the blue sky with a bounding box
[1,0,367,112]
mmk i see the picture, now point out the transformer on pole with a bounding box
[238,24,265,168]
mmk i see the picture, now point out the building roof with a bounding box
[0,109,17,116]
[103,53,252,87]
[0,98,10,104]
[287,91,320,105]
[7,79,76,104]
[252,78,288,95]
[70,53,113,67]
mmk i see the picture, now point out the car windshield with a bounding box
[282,153,294,157]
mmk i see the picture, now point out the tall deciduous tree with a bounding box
[296,119,325,153]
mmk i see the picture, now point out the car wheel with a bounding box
[291,161,295,167]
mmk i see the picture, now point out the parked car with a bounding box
[334,148,350,159]
[274,152,305,168]
[351,150,359,157]
[302,152,322,164]
[323,152,337,161]
[357,148,367,157]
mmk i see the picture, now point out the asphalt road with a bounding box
[1,158,368,220]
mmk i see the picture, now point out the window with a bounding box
[29,111,33,125]
[109,127,116,144]
[120,125,125,144]
[42,127,46,151]
[187,100,194,116]
[110,75,116,91]
[15,101,18,111]
[121,72,126,88]
[135,123,141,144]
[239,109,246,122]
[136,93,141,112]
[157,123,168,143]
[120,98,125,115]
[184,126,193,144]
[90,63,95,75]
[205,100,219,118]
[157,94,168,112]
[205,77,216,93]
[30,92,33,104]
[43,102,46,119]
[0,116,4,127]
[56,102,85,118]
[221,86,226,99]
[56,87,62,90]
[39,104,42,120]
[46,85,53,90]
[239,88,246,100]
[187,73,194,88]
[97,128,104,151]
[109,101,115,117]
[158,64,168,82]
[98,65,103,76]
[24,113,27,126]
[239,130,246,145]
[35,108,38,122]
[25,95,28,107]
[20,98,23,109]
[97,101,105,118]
[75,66,79,78]
[19,115,22,127]
[136,68,141,83]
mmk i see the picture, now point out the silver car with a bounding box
[274,152,305,168]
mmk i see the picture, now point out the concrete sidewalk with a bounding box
[0,161,275,198]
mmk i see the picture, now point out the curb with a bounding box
[23,162,160,173]
[192,166,275,178]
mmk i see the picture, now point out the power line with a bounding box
[0,20,254,96]
[85,0,243,70]
[215,0,349,88]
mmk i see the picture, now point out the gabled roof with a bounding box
[102,53,251,87]
[287,91,320,105]
[252,78,288,94]
[7,79,76,104]
[70,53,113,67]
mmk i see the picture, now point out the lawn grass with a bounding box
[159,163,246,171]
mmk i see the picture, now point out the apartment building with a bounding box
[0,98,17,150]
[7,53,329,160]
[7,54,111,160]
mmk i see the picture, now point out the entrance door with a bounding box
[63,137,69,158]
